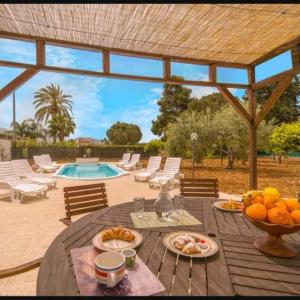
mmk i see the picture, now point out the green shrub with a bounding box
[144,139,165,156]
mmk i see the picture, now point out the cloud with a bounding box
[150,87,163,95]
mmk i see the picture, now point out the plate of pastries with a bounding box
[163,231,218,258]
[214,199,243,212]
[93,225,143,252]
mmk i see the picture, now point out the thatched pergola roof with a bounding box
[0,4,300,65]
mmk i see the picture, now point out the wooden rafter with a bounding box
[102,50,110,74]
[209,64,216,83]
[163,58,171,80]
[255,76,293,127]
[0,69,39,102]
[216,86,251,124]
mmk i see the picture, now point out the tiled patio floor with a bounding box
[0,165,239,295]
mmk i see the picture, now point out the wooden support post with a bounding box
[12,92,16,143]
[102,50,110,74]
[36,40,45,66]
[216,86,251,124]
[0,69,38,102]
[255,76,292,127]
[163,58,171,80]
[247,67,257,189]
[291,45,300,67]
[209,64,216,83]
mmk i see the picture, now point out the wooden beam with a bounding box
[252,66,300,89]
[216,86,251,124]
[0,31,249,69]
[36,40,45,66]
[102,50,110,74]
[251,34,300,66]
[255,76,292,127]
[247,66,257,189]
[163,58,171,80]
[209,64,216,83]
[291,45,300,67]
[0,69,38,102]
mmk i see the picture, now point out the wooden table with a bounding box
[37,198,300,296]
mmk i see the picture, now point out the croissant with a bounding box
[182,242,201,254]
[101,226,135,242]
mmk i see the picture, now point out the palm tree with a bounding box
[11,119,47,140]
[48,115,76,142]
[33,84,73,123]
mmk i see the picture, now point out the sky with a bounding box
[0,38,293,142]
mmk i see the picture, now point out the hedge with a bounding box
[11,145,148,160]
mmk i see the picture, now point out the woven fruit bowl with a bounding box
[243,213,300,258]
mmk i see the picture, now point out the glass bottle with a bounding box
[153,179,174,219]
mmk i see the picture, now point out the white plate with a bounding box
[163,231,218,258]
[93,228,143,252]
[214,200,243,213]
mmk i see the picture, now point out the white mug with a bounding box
[95,251,126,288]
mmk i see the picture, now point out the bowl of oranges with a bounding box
[242,187,300,258]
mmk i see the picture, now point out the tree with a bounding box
[11,118,45,140]
[165,105,274,169]
[242,75,300,125]
[106,122,142,145]
[48,115,76,142]
[270,120,300,163]
[33,84,73,123]
[151,76,193,139]
[187,93,227,115]
[144,139,165,156]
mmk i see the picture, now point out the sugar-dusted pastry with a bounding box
[101,226,135,242]
[181,235,195,244]
[182,242,201,254]
[174,237,186,250]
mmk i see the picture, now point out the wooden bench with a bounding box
[180,178,219,199]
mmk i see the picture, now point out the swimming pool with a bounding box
[54,163,128,180]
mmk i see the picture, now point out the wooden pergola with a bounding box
[0,4,300,189]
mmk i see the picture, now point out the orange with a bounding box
[285,198,300,212]
[252,195,264,204]
[267,207,292,225]
[263,187,280,202]
[263,195,278,209]
[290,210,300,225]
[275,200,288,210]
[245,203,267,221]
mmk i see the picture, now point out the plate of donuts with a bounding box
[163,231,218,258]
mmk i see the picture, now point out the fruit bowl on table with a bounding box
[243,211,300,258]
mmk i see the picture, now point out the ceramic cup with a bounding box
[121,248,136,268]
[95,251,126,288]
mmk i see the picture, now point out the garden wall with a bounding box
[11,145,148,161]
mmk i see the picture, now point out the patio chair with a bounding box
[33,155,57,173]
[122,153,141,170]
[149,157,182,189]
[134,156,162,181]
[180,178,219,200]
[11,159,57,189]
[60,183,109,226]
[116,153,131,167]
[41,154,60,169]
[0,161,47,202]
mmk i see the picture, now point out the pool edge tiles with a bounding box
[53,162,129,180]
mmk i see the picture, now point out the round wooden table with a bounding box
[37,198,300,296]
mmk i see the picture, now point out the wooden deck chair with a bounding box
[60,183,109,226]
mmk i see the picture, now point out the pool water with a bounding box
[56,163,126,180]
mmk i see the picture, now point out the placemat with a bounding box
[70,245,165,296]
[130,210,202,228]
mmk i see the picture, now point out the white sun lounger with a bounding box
[116,153,131,167]
[149,157,182,188]
[0,161,47,202]
[11,159,57,189]
[33,155,57,173]
[41,154,60,169]
[134,156,161,181]
[123,153,141,170]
